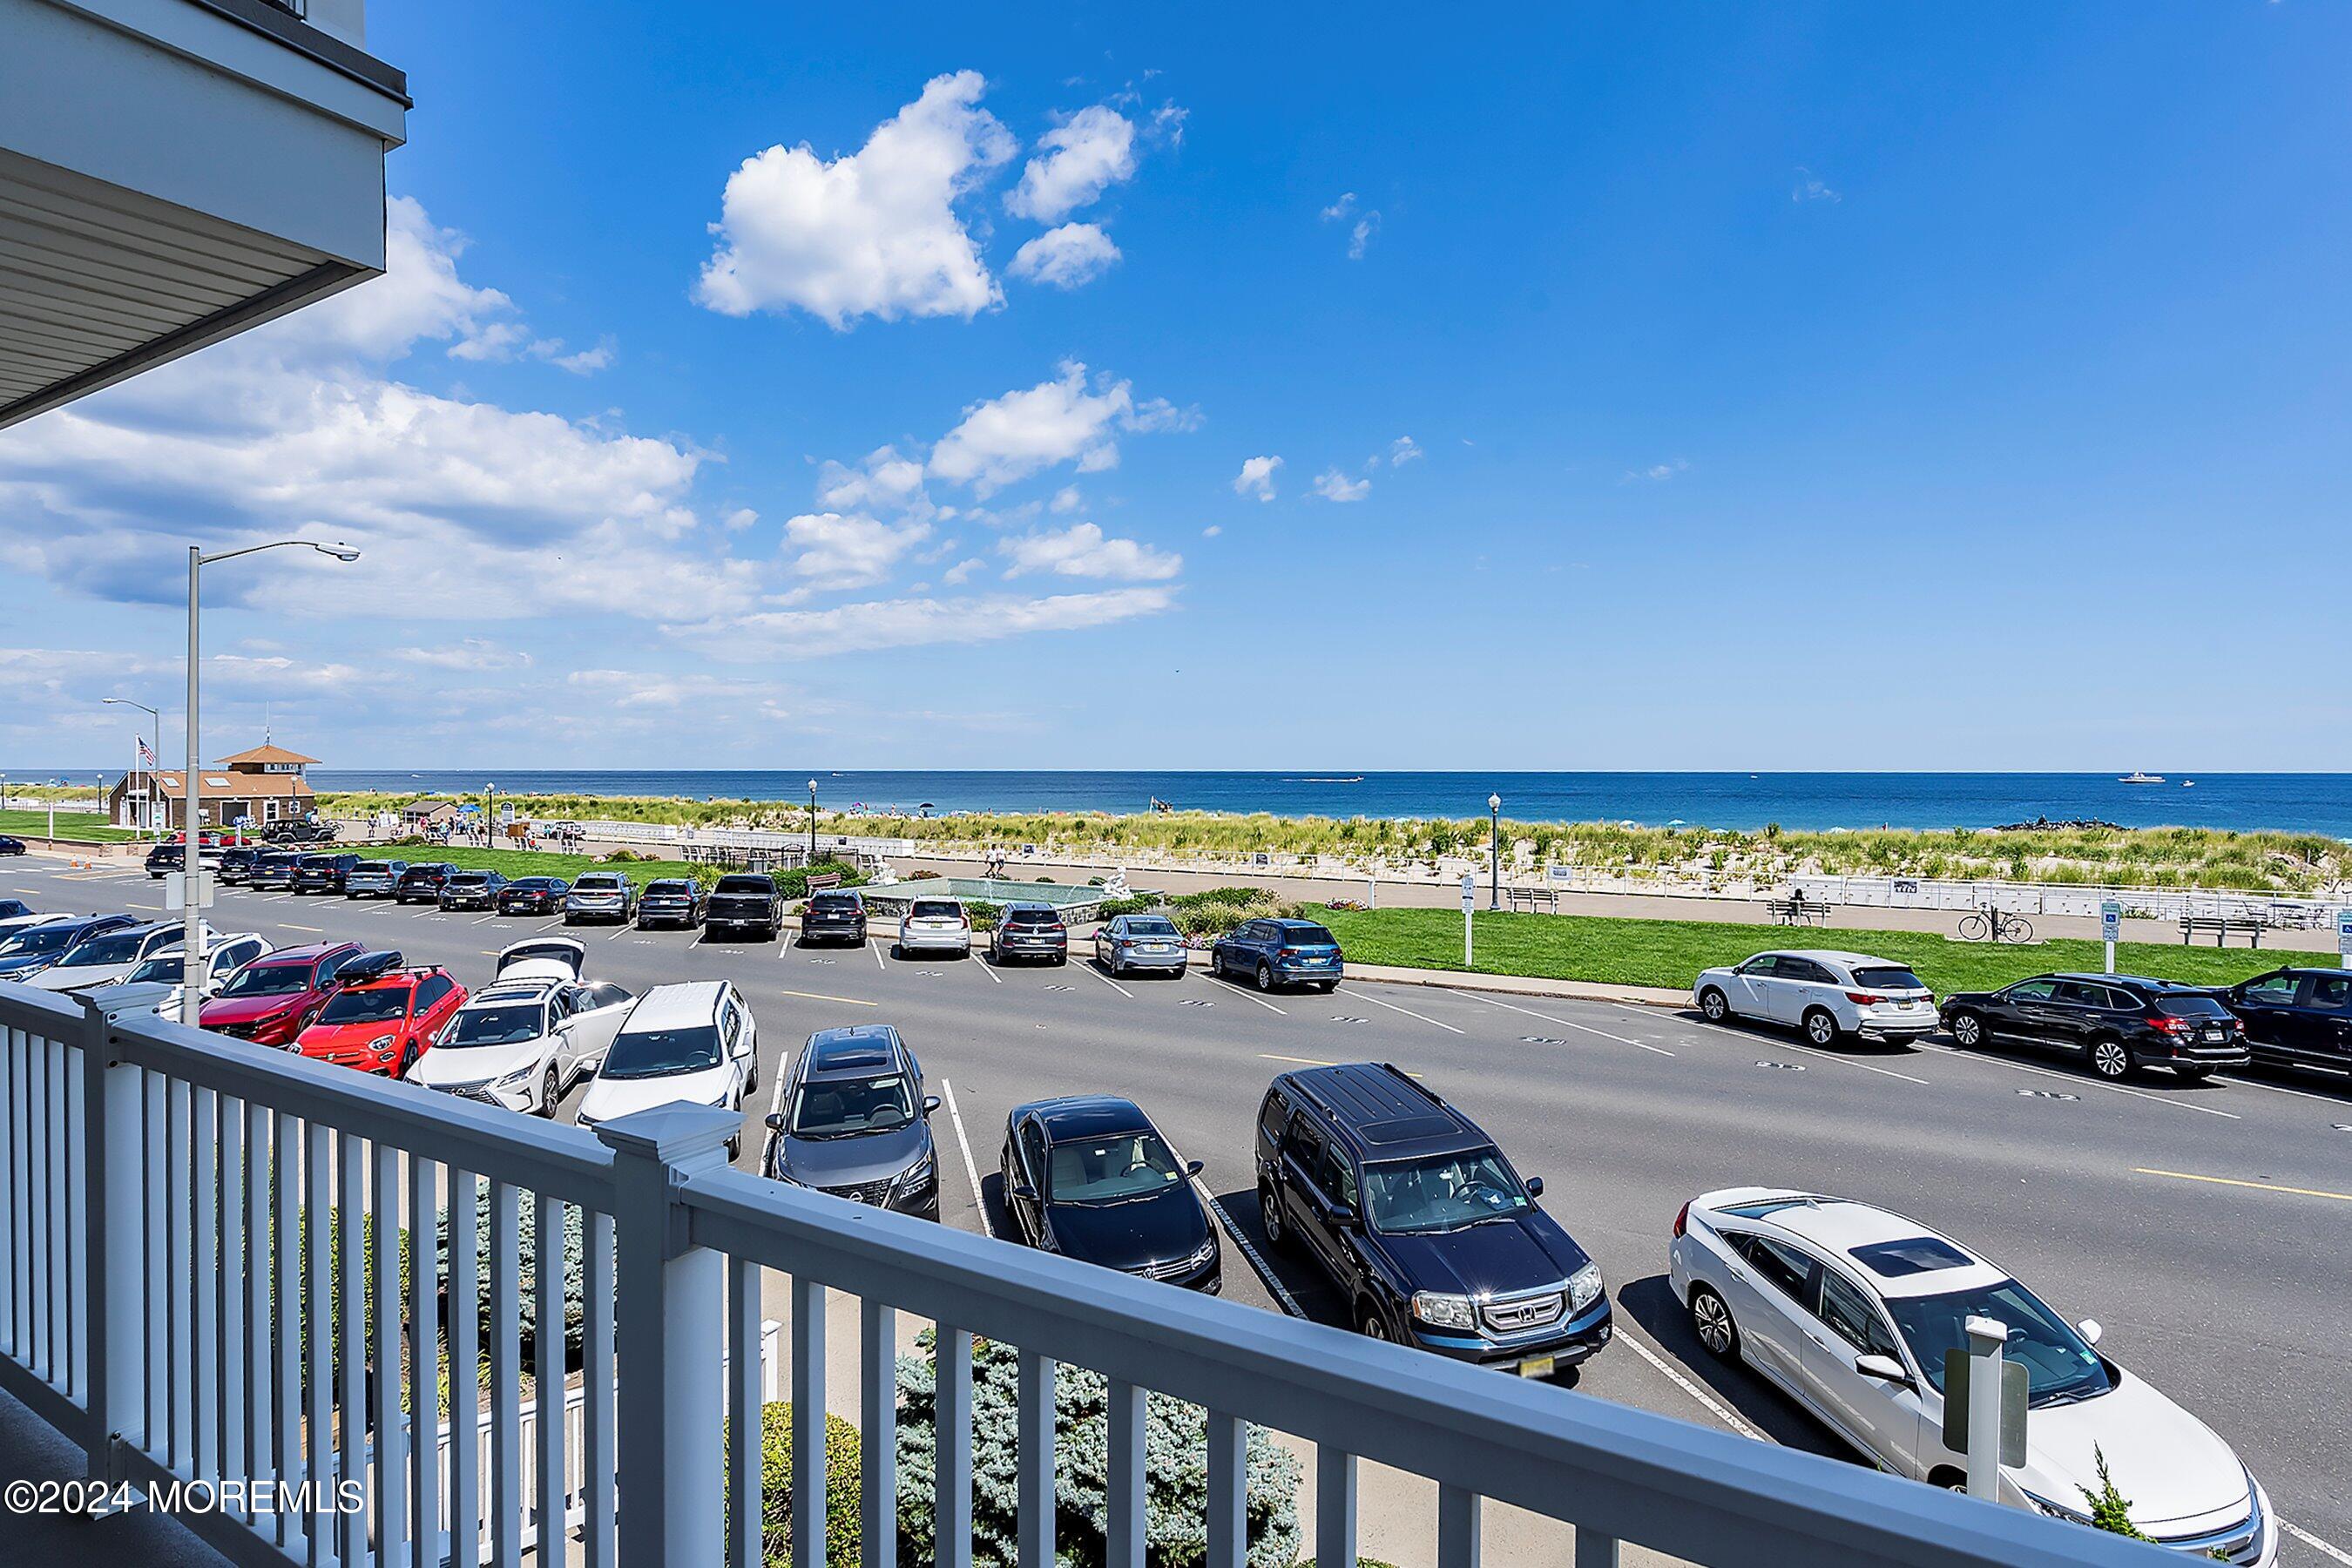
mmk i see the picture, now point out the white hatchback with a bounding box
[575,980,760,1157]
[1693,950,1937,1046]
[1669,1189,2274,1563]
[894,896,972,957]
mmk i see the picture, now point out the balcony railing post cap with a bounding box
[78,979,178,1026]
[592,1103,741,1168]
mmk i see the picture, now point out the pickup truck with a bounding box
[703,873,783,941]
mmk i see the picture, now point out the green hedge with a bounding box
[726,1402,862,1568]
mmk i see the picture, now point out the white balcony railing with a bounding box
[0,979,2179,1568]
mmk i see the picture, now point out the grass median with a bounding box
[1304,905,2297,995]
[0,809,140,842]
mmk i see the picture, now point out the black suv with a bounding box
[796,889,868,947]
[989,902,1067,965]
[247,851,303,891]
[393,862,460,904]
[761,1025,941,1218]
[637,878,705,929]
[292,852,362,894]
[2200,968,2351,1072]
[1254,1063,1611,1377]
[1940,972,2248,1081]
[214,846,265,886]
[266,821,336,845]
[706,874,785,940]
[438,868,510,910]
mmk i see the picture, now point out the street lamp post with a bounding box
[1488,792,1503,910]
[102,697,161,841]
[807,779,820,865]
[183,539,359,1023]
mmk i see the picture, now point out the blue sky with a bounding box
[6,3,2350,772]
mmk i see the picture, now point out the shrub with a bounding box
[725,1402,862,1568]
[966,900,1004,931]
[896,1331,1300,1568]
[1092,895,1159,919]
[436,1183,585,1364]
[2078,1445,2154,1542]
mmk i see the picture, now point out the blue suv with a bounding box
[1254,1063,1612,1379]
[1211,916,1343,993]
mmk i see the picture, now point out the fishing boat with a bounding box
[2118,771,2165,785]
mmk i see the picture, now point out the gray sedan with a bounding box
[1092,913,1189,977]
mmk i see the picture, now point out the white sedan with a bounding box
[1693,950,1938,1046]
[1668,1188,2273,1563]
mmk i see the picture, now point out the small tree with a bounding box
[895,1331,1301,1568]
[436,1184,585,1365]
[2078,1444,2154,1542]
[724,1402,862,1568]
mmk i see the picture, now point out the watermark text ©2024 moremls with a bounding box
[3,1476,367,1518]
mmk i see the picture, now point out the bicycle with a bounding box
[1956,905,2033,943]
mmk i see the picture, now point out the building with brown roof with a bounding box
[109,744,319,832]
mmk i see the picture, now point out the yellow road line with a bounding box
[1260,1052,1336,1067]
[779,988,877,1008]
[2133,1168,2352,1204]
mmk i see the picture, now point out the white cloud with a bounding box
[1389,436,1422,466]
[781,511,932,591]
[815,444,931,515]
[693,71,1016,328]
[1313,468,1371,502]
[1792,167,1841,203]
[1008,223,1122,289]
[566,668,810,725]
[1321,193,1358,222]
[395,639,533,671]
[928,362,1184,495]
[666,586,1176,659]
[1624,459,1688,483]
[998,522,1181,582]
[1233,455,1281,501]
[723,507,760,531]
[1005,105,1138,222]
[1200,524,1221,537]
[1320,193,1380,258]
[942,557,984,585]
[1050,486,1083,513]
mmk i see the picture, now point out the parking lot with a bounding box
[8,851,2352,1565]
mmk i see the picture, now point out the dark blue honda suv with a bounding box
[1254,1062,1611,1379]
[1211,916,1343,992]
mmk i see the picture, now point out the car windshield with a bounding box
[909,901,962,919]
[353,862,392,875]
[125,956,186,984]
[1007,910,1058,928]
[646,881,690,894]
[600,1024,721,1078]
[1,926,79,956]
[1852,966,1927,990]
[1045,1130,1183,1204]
[713,877,769,895]
[450,874,491,886]
[443,1005,543,1048]
[1280,924,1337,947]
[811,894,859,910]
[1124,917,1179,937]
[575,877,622,891]
[1883,1279,2112,1407]
[1362,1149,1531,1234]
[2153,996,2228,1018]
[61,930,155,966]
[790,1074,915,1137]
[218,963,316,998]
[315,986,412,1025]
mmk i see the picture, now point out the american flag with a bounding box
[137,737,158,769]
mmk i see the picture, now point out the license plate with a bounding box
[2203,1029,2224,1043]
[1517,1355,1555,1379]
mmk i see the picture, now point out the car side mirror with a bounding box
[763,1113,786,1131]
[1011,1182,1037,1202]
[1328,1201,1360,1229]
[1185,1159,1205,1177]
[923,1095,942,1114]
[1524,1176,1544,1198]
[1855,1354,1911,1386]
[2076,1317,2102,1347]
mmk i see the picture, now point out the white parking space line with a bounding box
[471,916,498,926]
[1221,983,1288,1017]
[1614,1321,1765,1442]
[2282,1519,2352,1566]
[605,928,632,941]
[2213,1072,2350,1107]
[1912,1043,2239,1118]
[127,902,160,911]
[975,958,1001,984]
[1458,992,1675,1057]
[868,939,885,970]
[939,1078,992,1238]
[1084,964,1133,999]
[280,924,323,934]
[1616,1004,1931,1085]
[1336,986,1464,1036]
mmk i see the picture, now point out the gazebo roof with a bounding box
[216,744,319,767]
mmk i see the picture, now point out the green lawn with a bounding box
[1305,905,2298,995]
[0,808,141,842]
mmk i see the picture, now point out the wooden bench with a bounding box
[1767,897,1834,926]
[1504,887,1560,914]
[804,870,843,892]
[2180,914,2268,948]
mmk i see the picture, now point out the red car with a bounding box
[199,941,366,1047]
[294,955,467,1077]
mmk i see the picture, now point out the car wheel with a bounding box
[1318,981,1338,993]
[746,1058,760,1094]
[1699,988,1729,1024]
[1257,962,1276,992]
[1801,1008,1840,1048]
[2089,1036,2134,1081]
[539,1066,560,1118]
[1689,1285,1738,1359]
[891,942,904,960]
[1357,1303,1391,1342]
[1949,1010,1984,1049]
[726,1135,740,1161]
[1260,1183,1288,1250]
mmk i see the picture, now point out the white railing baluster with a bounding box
[727,1258,760,1568]
[582,1209,614,1568]
[791,1274,828,1568]
[449,1170,482,1568]
[1206,1411,1245,1568]
[166,1077,190,1468]
[862,1300,897,1568]
[489,1180,521,1568]
[409,1156,440,1568]
[1316,1446,1357,1568]
[272,1109,301,1553]
[1016,1349,1053,1568]
[192,1084,219,1481]
[303,1118,331,1568]
[934,1327,972,1568]
[336,1130,367,1567]
[143,1072,165,1464]
[533,1193,565,1565]
[1106,1379,1143,1568]
[0,1027,15,1364]
[219,1093,246,1509]
[246,1102,272,1530]
[1437,1484,1481,1568]
[374,1141,407,1568]
[83,1004,147,1470]
[26,1031,45,1381]
[64,1037,85,1401]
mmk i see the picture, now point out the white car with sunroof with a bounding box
[1668,1189,2273,1564]
[1693,950,1938,1046]
[410,940,636,1116]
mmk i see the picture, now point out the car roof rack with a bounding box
[335,949,406,985]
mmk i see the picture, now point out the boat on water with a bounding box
[2119,771,2166,784]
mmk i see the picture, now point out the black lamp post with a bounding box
[1488,792,1502,909]
[808,778,819,863]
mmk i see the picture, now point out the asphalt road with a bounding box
[8,854,2350,1565]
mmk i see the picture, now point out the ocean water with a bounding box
[122,770,2352,837]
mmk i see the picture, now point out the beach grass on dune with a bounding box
[1304,906,2299,995]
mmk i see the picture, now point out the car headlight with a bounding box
[1569,1261,1605,1314]
[367,1034,395,1051]
[899,1151,936,1189]
[496,1064,537,1087]
[1186,1235,1217,1269]
[1411,1291,1478,1330]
